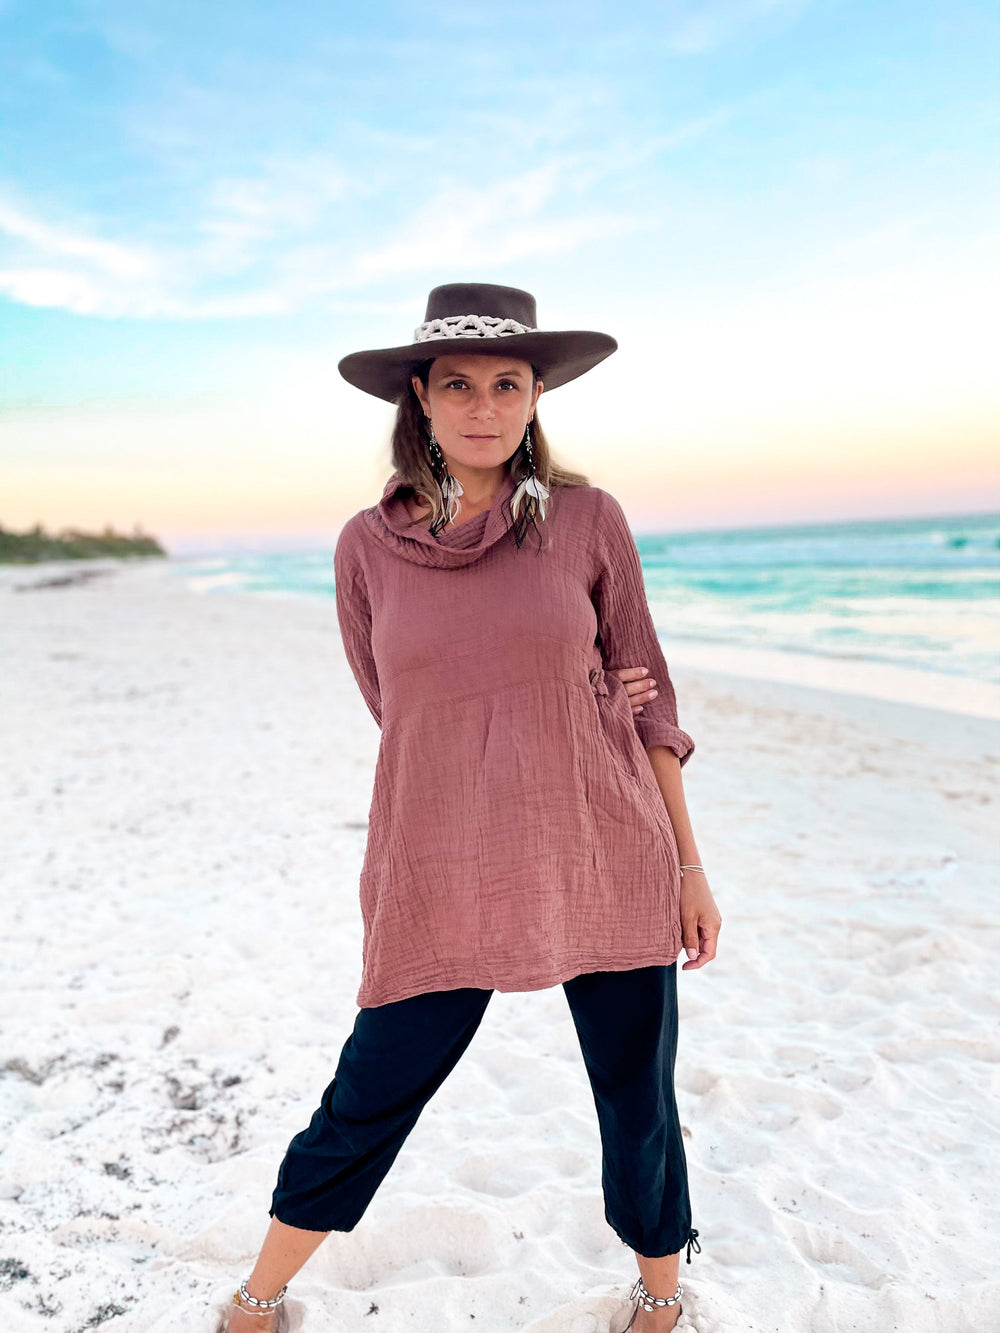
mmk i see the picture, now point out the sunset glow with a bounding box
[1,1,997,549]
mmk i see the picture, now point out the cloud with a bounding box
[0,1,755,322]
[413,0,808,56]
[0,156,646,319]
[0,198,162,314]
[353,190,644,286]
[205,156,353,237]
[0,201,153,279]
[0,266,112,315]
[666,0,808,54]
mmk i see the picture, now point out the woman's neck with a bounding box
[406,493,492,528]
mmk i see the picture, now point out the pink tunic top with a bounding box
[334,467,695,1008]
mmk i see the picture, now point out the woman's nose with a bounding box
[468,392,495,419]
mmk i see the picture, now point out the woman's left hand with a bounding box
[679,874,722,970]
[608,665,657,714]
[611,665,719,968]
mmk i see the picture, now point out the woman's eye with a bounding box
[498,380,518,391]
[445,380,468,390]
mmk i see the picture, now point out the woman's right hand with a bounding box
[608,665,657,714]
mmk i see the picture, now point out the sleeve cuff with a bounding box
[636,720,696,766]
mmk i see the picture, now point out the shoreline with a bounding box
[669,660,999,761]
[6,556,999,724]
[663,637,1000,721]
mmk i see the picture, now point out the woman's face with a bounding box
[412,354,543,474]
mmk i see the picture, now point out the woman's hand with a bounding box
[611,672,720,969]
[679,873,722,970]
[608,665,658,714]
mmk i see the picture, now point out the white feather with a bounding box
[510,473,549,523]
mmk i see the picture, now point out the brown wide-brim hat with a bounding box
[338,282,618,403]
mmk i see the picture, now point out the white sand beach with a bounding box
[1,560,998,1333]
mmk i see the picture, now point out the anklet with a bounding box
[630,1276,683,1310]
[233,1279,288,1314]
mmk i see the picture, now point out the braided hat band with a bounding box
[413,314,537,342]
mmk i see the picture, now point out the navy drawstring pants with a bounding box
[270,963,698,1261]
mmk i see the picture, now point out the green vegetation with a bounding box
[0,522,167,563]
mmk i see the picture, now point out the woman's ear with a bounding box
[412,375,431,416]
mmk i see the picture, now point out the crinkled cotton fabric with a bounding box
[334,468,695,1008]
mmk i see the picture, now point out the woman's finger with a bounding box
[608,665,658,712]
[681,904,721,970]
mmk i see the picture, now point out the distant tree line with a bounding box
[0,521,167,563]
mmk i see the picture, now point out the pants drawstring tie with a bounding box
[685,1228,701,1264]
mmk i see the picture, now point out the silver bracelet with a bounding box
[679,864,706,877]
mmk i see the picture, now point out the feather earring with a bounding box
[427,419,464,525]
[509,420,549,524]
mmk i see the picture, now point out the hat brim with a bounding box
[338,330,617,403]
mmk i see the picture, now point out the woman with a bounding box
[223,284,721,1333]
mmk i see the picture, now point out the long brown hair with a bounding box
[388,359,590,550]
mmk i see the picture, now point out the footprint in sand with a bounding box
[700,1072,844,1131]
[311,1204,499,1288]
[677,1066,719,1096]
[451,1148,589,1198]
[779,1213,891,1289]
[876,1035,1000,1063]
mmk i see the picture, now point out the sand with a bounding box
[1,559,998,1333]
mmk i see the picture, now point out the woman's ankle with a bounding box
[227,1303,279,1332]
[227,1280,287,1330]
[241,1277,287,1306]
[633,1306,681,1333]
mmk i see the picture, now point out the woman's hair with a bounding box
[388,359,591,549]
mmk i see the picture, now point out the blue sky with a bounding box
[1,0,997,546]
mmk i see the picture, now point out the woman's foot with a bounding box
[224,1292,286,1333]
[630,1303,682,1333]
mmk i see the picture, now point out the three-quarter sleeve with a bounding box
[334,521,382,729]
[591,488,695,765]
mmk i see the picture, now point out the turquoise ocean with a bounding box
[171,510,1000,688]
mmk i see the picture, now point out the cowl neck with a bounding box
[362,468,519,569]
